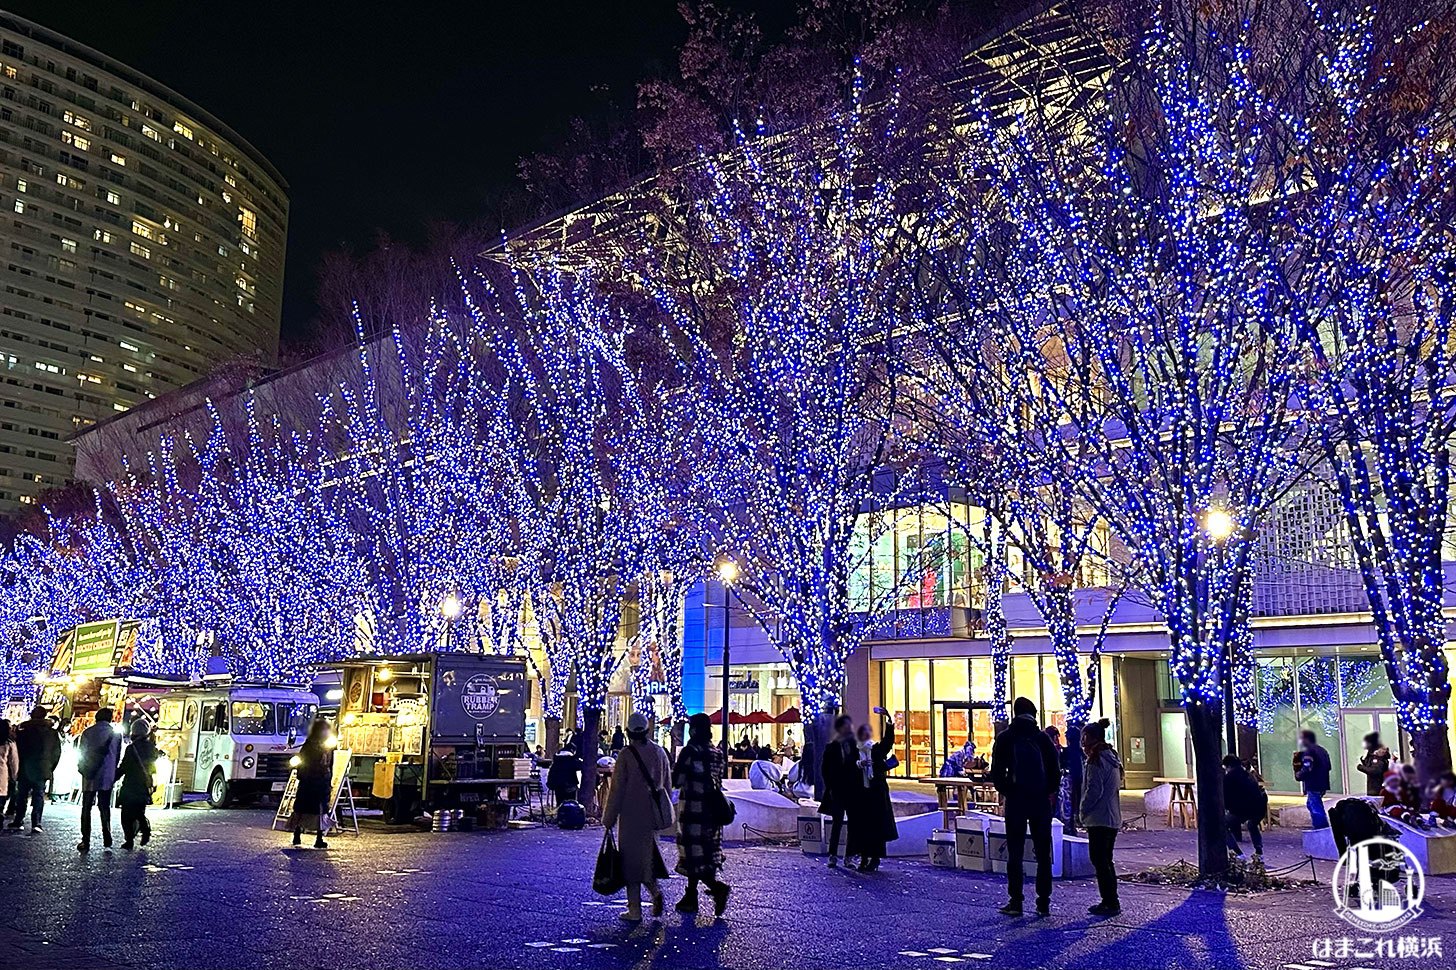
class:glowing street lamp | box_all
[715,557,740,746]
[1203,507,1236,542]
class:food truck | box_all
[327,653,528,824]
[152,684,320,806]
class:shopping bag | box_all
[593,830,625,896]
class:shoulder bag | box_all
[625,745,676,831]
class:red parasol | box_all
[742,710,776,725]
[775,706,801,724]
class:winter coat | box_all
[1223,764,1269,823]
[989,715,1062,808]
[0,740,18,796]
[116,739,158,806]
[1295,744,1332,793]
[78,722,123,792]
[674,740,726,879]
[15,716,62,786]
[294,740,333,812]
[602,739,672,885]
[819,734,862,815]
[547,750,583,796]
[846,723,899,858]
[1080,745,1123,830]
[1356,747,1392,797]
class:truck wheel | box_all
[206,770,231,808]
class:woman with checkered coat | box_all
[673,712,730,917]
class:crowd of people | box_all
[1,704,159,850]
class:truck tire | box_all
[206,769,231,808]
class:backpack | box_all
[1007,733,1047,796]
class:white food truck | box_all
[153,684,319,807]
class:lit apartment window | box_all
[109,153,126,166]
[15,177,26,192]
[55,173,83,189]
[18,495,34,505]
[119,339,140,351]
[122,363,137,373]
[61,238,77,253]
[61,132,91,151]
[62,110,92,131]
[239,206,257,237]
[3,66,16,79]
[141,124,161,143]
[122,303,145,318]
[129,241,150,259]
[12,200,23,214]
[105,190,120,205]
[93,228,114,243]
[112,403,127,412]
[132,220,157,241]
[173,120,194,140]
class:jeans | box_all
[8,777,45,829]
[1307,791,1329,829]
[1004,798,1054,907]
[1087,825,1119,906]
[1225,813,1264,854]
[827,807,847,859]
[120,802,151,845]
[80,789,113,845]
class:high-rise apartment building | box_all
[0,11,287,511]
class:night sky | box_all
[5,0,705,344]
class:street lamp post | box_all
[716,558,740,749]
[1201,508,1239,757]
[440,592,463,653]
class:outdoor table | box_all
[919,776,1000,828]
[727,759,755,779]
[1154,776,1197,829]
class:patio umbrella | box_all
[706,709,747,725]
[775,706,801,724]
[743,711,776,725]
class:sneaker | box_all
[618,910,643,924]
[999,902,1023,917]
[29,826,42,835]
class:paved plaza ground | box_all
[1,800,1453,970]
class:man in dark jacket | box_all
[1221,756,1268,856]
[546,744,583,804]
[1294,730,1332,829]
[1355,733,1392,797]
[989,697,1062,917]
[818,714,859,868]
[8,706,62,834]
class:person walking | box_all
[9,705,61,834]
[76,708,123,851]
[611,726,626,756]
[673,712,730,917]
[1079,719,1123,916]
[1222,755,1268,858]
[847,708,898,872]
[1356,733,1392,797]
[601,712,674,922]
[989,697,1061,917]
[289,719,334,849]
[116,719,159,850]
[0,719,18,823]
[1294,730,1332,829]
[818,714,860,868]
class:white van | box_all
[154,685,319,807]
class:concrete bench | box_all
[722,789,801,841]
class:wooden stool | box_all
[1167,781,1197,829]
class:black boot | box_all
[292,829,302,847]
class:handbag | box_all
[706,784,736,827]
[593,830,625,896]
[625,745,675,832]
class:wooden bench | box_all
[1154,776,1197,829]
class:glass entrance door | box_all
[1339,708,1404,795]
[932,702,994,775]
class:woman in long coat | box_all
[602,712,673,922]
[846,709,898,871]
[673,712,729,917]
[290,719,334,849]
